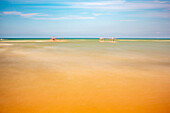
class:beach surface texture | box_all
[0,39,170,113]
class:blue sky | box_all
[0,0,170,38]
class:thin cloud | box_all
[2,11,95,20]
[127,12,170,18]
[93,13,112,16]
[5,0,126,4]
[5,0,62,4]
[32,0,170,11]
[3,11,38,17]
[93,13,103,16]
[144,12,170,18]
[66,0,126,6]
[3,11,50,18]
[34,16,96,20]
[120,20,137,22]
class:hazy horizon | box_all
[1,37,170,39]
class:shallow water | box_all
[0,39,170,113]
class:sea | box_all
[0,38,170,113]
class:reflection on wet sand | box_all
[1,40,69,43]
[0,40,170,113]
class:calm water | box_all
[0,39,170,113]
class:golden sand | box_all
[0,40,170,113]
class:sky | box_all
[0,0,170,38]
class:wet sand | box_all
[0,40,68,43]
[0,40,170,113]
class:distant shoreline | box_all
[1,38,170,40]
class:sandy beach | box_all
[0,39,170,113]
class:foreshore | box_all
[0,40,170,113]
